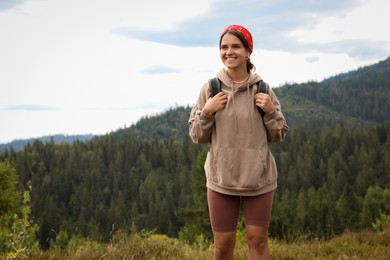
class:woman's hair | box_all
[219,30,256,73]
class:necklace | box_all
[227,71,250,84]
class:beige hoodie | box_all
[188,69,289,196]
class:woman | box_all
[188,25,289,259]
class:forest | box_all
[0,57,389,252]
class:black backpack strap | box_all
[255,80,269,116]
[208,77,221,97]
[256,80,269,94]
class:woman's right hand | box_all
[202,91,228,116]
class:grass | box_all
[269,231,390,260]
[3,230,389,260]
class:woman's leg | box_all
[213,231,236,260]
[245,225,270,260]
[242,191,274,260]
[207,189,240,260]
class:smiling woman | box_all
[189,24,289,260]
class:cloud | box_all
[87,104,168,111]
[0,0,28,11]
[306,56,319,63]
[113,0,388,60]
[140,65,182,74]
[321,39,390,60]
[4,105,58,111]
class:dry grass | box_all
[269,230,390,260]
[4,230,389,260]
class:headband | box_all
[223,24,253,53]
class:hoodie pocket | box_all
[212,147,267,188]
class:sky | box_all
[0,0,389,143]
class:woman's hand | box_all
[255,93,276,114]
[203,92,228,116]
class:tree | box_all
[0,162,39,257]
[335,184,361,233]
[360,186,385,229]
[177,148,212,244]
[0,162,21,216]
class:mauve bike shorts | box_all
[207,188,274,232]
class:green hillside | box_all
[275,57,390,124]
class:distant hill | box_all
[0,134,95,152]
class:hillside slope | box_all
[276,57,390,124]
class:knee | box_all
[214,235,236,257]
[246,233,268,249]
[215,238,236,251]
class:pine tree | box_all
[177,148,211,244]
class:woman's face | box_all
[220,33,250,71]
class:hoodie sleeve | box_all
[263,88,290,143]
[188,83,215,144]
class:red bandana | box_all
[223,25,253,53]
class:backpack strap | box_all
[256,80,269,94]
[255,80,269,116]
[208,77,221,97]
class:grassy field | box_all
[4,230,389,260]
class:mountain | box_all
[0,134,95,152]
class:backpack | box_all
[208,77,269,116]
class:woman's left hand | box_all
[254,93,276,114]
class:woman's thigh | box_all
[242,190,274,227]
[207,189,240,232]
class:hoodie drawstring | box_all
[230,81,254,134]
[247,84,253,133]
[230,80,238,133]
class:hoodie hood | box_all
[217,69,261,90]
